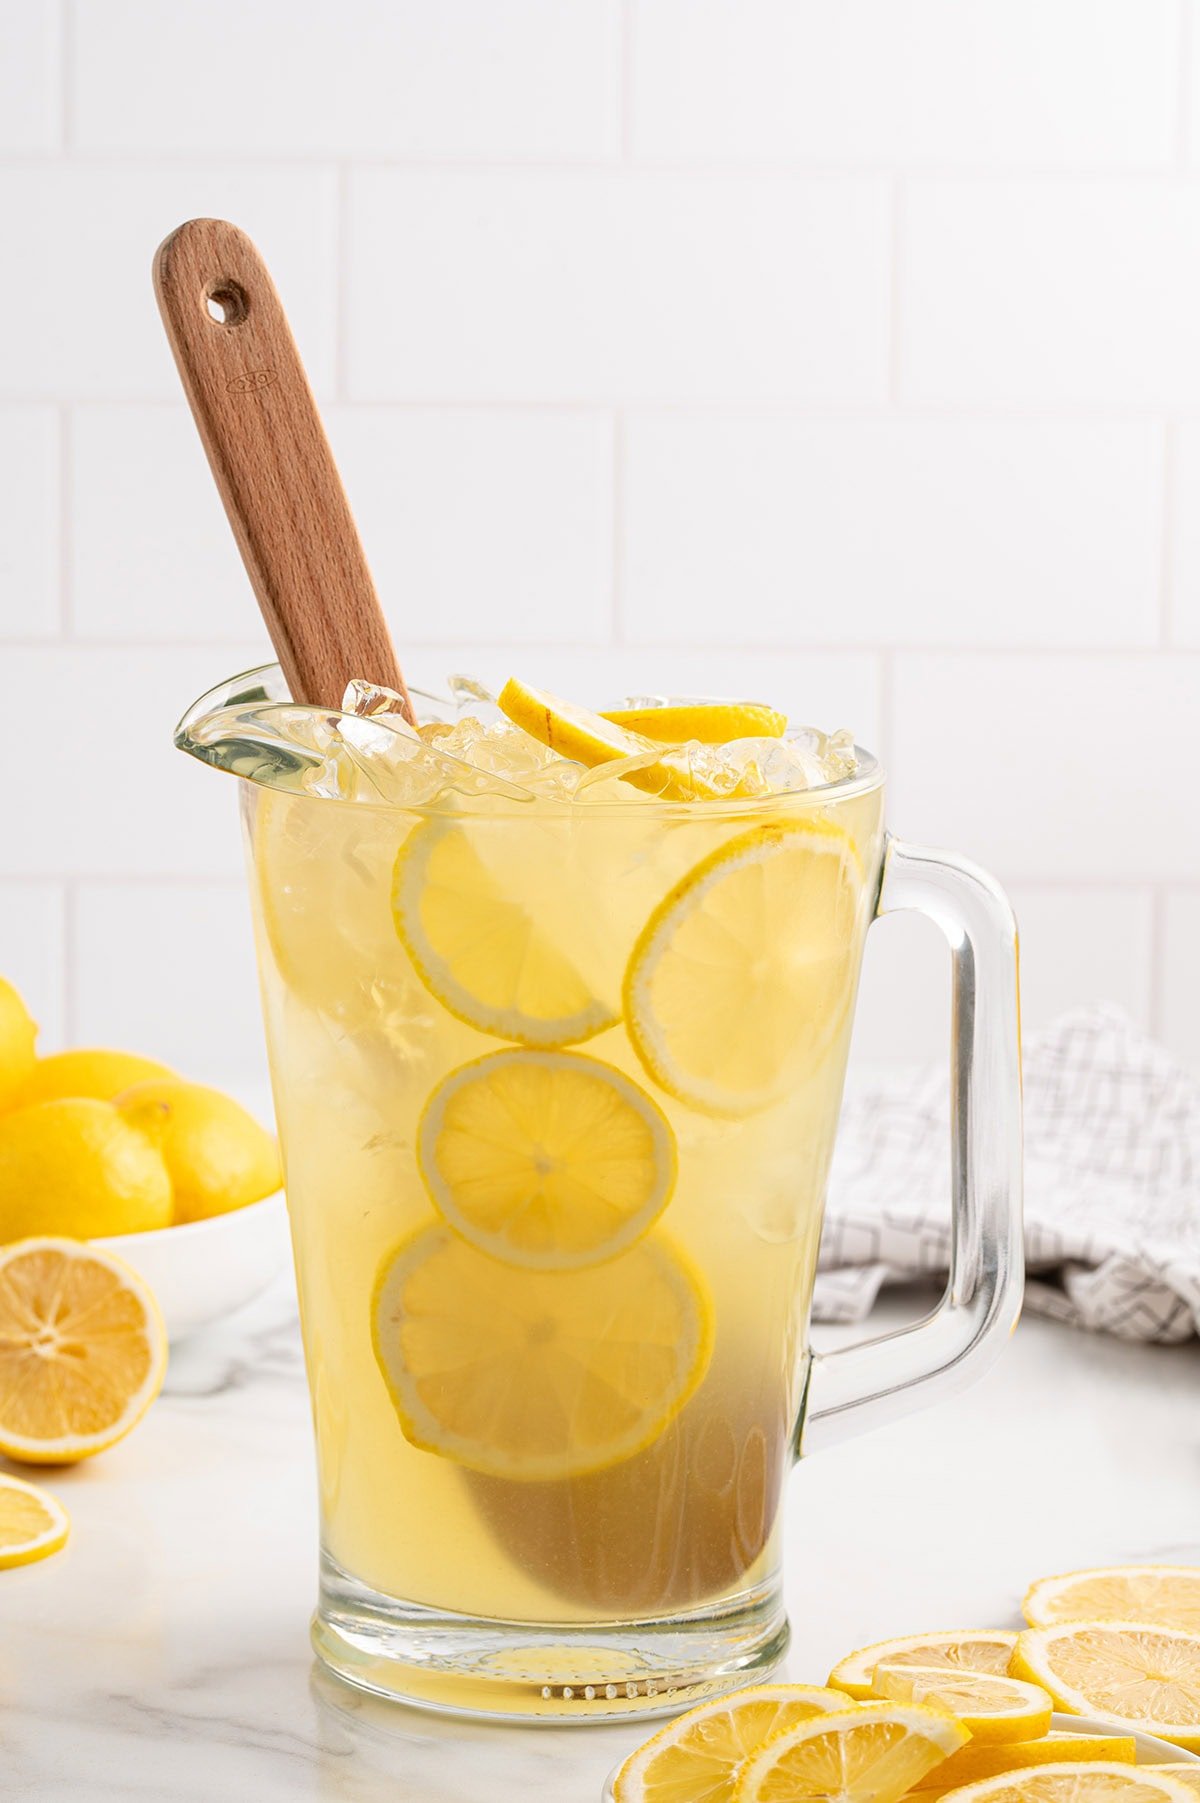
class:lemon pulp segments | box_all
[828,1630,1019,1700]
[0,1238,167,1463]
[612,1685,849,1803]
[872,1664,1053,1743]
[937,1766,1198,1802]
[418,1049,676,1270]
[1013,1622,1200,1749]
[0,1473,69,1567]
[732,1702,969,1803]
[393,817,616,1046]
[1024,1567,1200,1634]
[371,1226,712,1481]
[624,818,862,1117]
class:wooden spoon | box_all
[153,218,413,721]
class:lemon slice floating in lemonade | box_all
[418,1049,676,1270]
[393,817,618,1047]
[372,1226,712,1482]
[624,819,863,1117]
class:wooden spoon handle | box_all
[153,218,413,720]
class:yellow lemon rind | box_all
[872,1663,1053,1744]
[732,1701,970,1803]
[829,1629,1020,1700]
[600,702,788,745]
[0,1473,70,1568]
[1023,1566,1200,1633]
[417,1047,677,1271]
[611,1684,850,1801]
[1012,1622,1200,1751]
[934,1764,1198,1802]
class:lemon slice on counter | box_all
[1012,1623,1200,1749]
[829,1630,1019,1701]
[1024,1568,1200,1634]
[0,1238,167,1464]
[731,1701,969,1803]
[418,1049,676,1270]
[934,1767,1197,1803]
[601,702,787,744]
[0,1474,69,1568]
[393,817,617,1047]
[1153,1770,1200,1797]
[624,819,862,1116]
[871,1664,1053,1743]
[372,1226,712,1481]
[909,1732,1138,1794]
[611,1684,849,1803]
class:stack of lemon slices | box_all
[372,685,866,1483]
[609,1567,1200,1802]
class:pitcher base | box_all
[313,1557,789,1723]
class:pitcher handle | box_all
[800,836,1024,1457]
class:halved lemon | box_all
[418,1049,676,1270]
[1025,1569,1200,1635]
[624,819,862,1116]
[392,816,617,1046]
[1012,1623,1200,1750]
[829,1630,1019,1701]
[732,1701,969,1802]
[0,1238,167,1463]
[612,1684,849,1802]
[911,1733,1138,1793]
[499,678,719,800]
[372,1226,712,1481]
[872,1664,1052,1743]
[601,703,787,745]
[0,1473,69,1567]
[939,1767,1196,1802]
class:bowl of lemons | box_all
[0,976,290,1342]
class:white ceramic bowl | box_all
[96,1191,292,1342]
[600,1710,1199,1800]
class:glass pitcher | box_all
[177,666,1022,1722]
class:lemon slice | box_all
[1025,1568,1200,1634]
[624,819,861,1116]
[0,1473,69,1568]
[732,1701,969,1803]
[499,677,717,800]
[393,816,617,1046]
[0,1238,167,1463]
[872,1664,1052,1743]
[1013,1623,1200,1749]
[829,1630,1019,1701]
[612,1685,848,1802]
[937,1767,1197,1803]
[911,1733,1138,1793]
[1154,1769,1200,1797]
[418,1049,676,1270]
[601,703,787,745]
[372,1226,712,1481]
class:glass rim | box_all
[175,661,885,818]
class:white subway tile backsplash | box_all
[632,0,1175,169]
[1161,891,1200,1068]
[0,167,337,400]
[0,1,60,150]
[347,172,890,402]
[326,409,614,646]
[0,406,59,639]
[901,181,1200,405]
[624,417,1162,648]
[73,0,619,159]
[0,885,66,1051]
[71,406,252,641]
[890,653,1200,881]
[72,881,267,1095]
[1168,423,1200,647]
[1,646,269,880]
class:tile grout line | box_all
[57,405,72,639]
[887,176,905,405]
[1149,884,1168,1038]
[619,0,636,162]
[1176,0,1193,169]
[0,637,1198,658]
[1160,419,1177,647]
[5,870,1196,891]
[61,879,78,1043]
[58,0,73,150]
[877,647,895,766]
[334,162,352,401]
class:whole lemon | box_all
[0,1098,172,1240]
[118,1080,282,1224]
[11,1047,175,1109]
[0,978,38,1109]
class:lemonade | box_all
[182,669,886,1712]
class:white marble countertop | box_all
[4,1281,1198,1803]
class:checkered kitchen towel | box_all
[813,1006,1200,1343]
